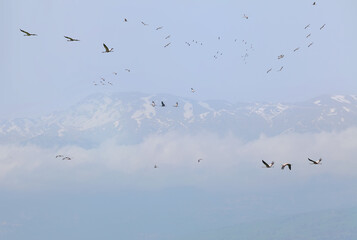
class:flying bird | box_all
[62,157,71,160]
[102,43,113,53]
[262,160,274,168]
[20,29,37,36]
[243,14,248,19]
[161,101,165,107]
[306,33,311,38]
[278,54,284,59]
[308,42,314,47]
[165,35,171,39]
[164,42,171,48]
[151,101,156,107]
[308,158,322,164]
[267,68,272,73]
[191,88,196,93]
[141,21,148,26]
[174,102,178,107]
[320,24,326,30]
[124,18,128,22]
[281,163,292,170]
[113,72,117,75]
[313,2,316,5]
[198,158,203,163]
[55,155,64,158]
[154,165,158,168]
[125,69,131,72]
[305,24,310,29]
[156,26,163,30]
[294,47,300,52]
[185,42,191,46]
[64,36,79,41]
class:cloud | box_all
[1,128,357,191]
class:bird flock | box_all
[262,158,322,171]
[19,2,326,170]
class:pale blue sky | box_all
[1,0,357,119]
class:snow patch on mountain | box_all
[314,100,322,106]
[184,102,194,121]
[331,95,350,104]
[131,96,156,127]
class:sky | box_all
[1,0,357,239]
[1,0,357,119]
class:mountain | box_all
[1,92,356,147]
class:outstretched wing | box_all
[308,158,316,164]
[64,36,72,40]
[103,43,109,52]
[262,160,269,168]
[288,164,291,170]
[20,29,30,35]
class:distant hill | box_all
[1,92,357,147]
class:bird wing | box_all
[64,36,72,40]
[288,164,291,170]
[103,43,109,51]
[308,158,316,164]
[262,160,269,168]
[281,164,285,170]
[20,29,31,35]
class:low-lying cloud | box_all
[1,128,357,191]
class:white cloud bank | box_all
[1,128,357,191]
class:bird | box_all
[154,165,158,168]
[141,21,148,26]
[198,158,203,163]
[62,157,71,160]
[308,42,314,47]
[305,24,310,29]
[267,68,272,73]
[278,54,284,59]
[278,66,284,72]
[164,42,171,48]
[185,42,191,46]
[165,35,171,39]
[125,69,131,72]
[113,72,117,75]
[281,163,292,170]
[262,160,274,168]
[55,155,64,158]
[320,24,326,30]
[161,101,165,107]
[20,29,37,36]
[191,88,195,93]
[173,102,178,107]
[306,33,311,38]
[308,158,322,164]
[294,47,300,52]
[64,36,79,41]
[102,43,113,53]
[156,26,163,30]
[313,2,316,5]
[243,14,248,19]
[151,101,156,107]
[124,18,128,22]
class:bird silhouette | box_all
[308,158,322,164]
[281,163,292,170]
[64,36,79,41]
[20,29,37,36]
[102,43,113,53]
[262,160,274,168]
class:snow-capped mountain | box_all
[1,93,356,147]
